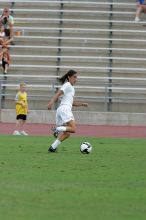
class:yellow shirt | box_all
[15,91,28,115]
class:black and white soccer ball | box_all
[80,142,92,154]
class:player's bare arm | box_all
[48,90,63,109]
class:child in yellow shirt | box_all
[13,82,29,135]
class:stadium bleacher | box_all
[0,0,146,115]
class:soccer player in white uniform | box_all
[48,69,88,152]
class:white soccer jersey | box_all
[60,81,75,108]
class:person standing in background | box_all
[0,46,11,78]
[13,82,29,136]
[135,0,146,22]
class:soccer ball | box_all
[80,142,92,154]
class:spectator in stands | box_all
[0,23,13,46]
[0,23,12,78]
[0,46,11,78]
[47,69,88,152]
[0,8,14,44]
[13,82,29,136]
[135,0,146,22]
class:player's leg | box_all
[56,119,76,133]
[20,115,28,135]
[13,118,21,135]
[49,106,76,152]
[48,132,70,152]
[48,120,75,152]
[51,106,75,137]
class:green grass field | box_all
[0,135,146,220]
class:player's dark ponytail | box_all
[59,69,77,84]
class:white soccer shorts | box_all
[56,105,74,126]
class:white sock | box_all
[51,139,61,149]
[56,126,67,132]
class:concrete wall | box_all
[1,109,146,126]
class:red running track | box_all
[0,122,146,138]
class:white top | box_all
[1,15,14,29]
[60,81,75,109]
[0,32,5,37]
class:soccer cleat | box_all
[20,131,28,136]
[13,130,21,135]
[51,127,59,138]
[48,146,57,153]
